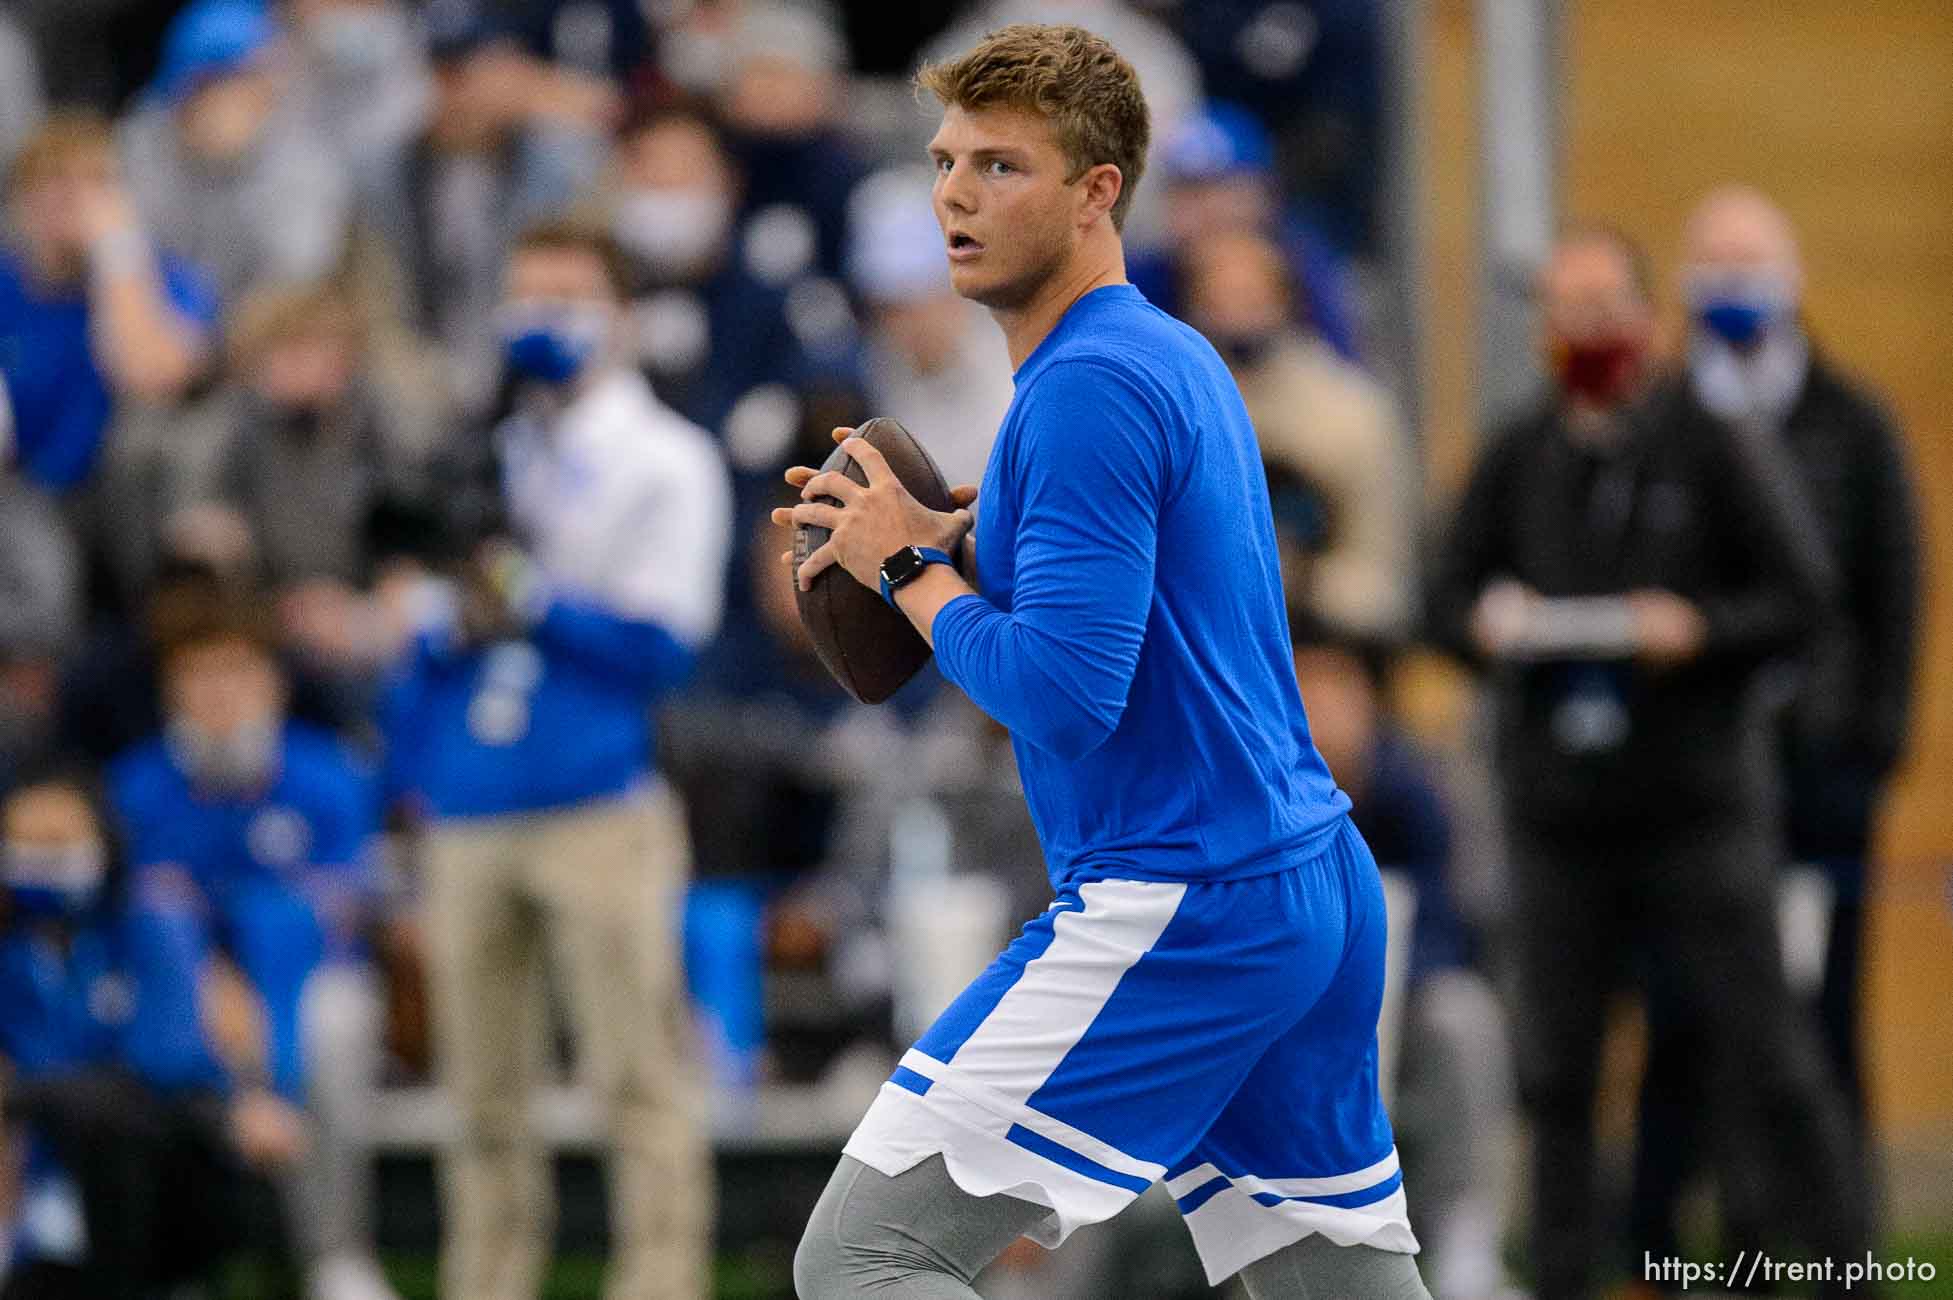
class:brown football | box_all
[793,417,956,704]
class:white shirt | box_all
[500,367,733,648]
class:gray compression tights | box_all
[793,1155,1433,1299]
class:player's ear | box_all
[1077,162,1123,229]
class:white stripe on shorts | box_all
[938,876,1187,1103]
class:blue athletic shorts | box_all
[843,816,1418,1283]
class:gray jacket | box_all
[0,473,80,658]
[120,96,351,304]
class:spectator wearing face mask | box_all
[382,218,728,1300]
[364,0,618,409]
[106,595,399,1300]
[1427,225,1867,1298]
[161,282,446,688]
[602,100,863,728]
[1628,186,1920,1271]
[0,762,308,1299]
[119,0,353,307]
[607,101,854,448]
[1128,100,1362,361]
[289,0,434,213]
[0,113,216,496]
[58,541,362,792]
[711,2,869,288]
[1681,199,1921,1018]
[1182,227,1413,642]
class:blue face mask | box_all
[1699,297,1773,347]
[4,841,107,920]
[1689,269,1794,349]
[500,301,612,384]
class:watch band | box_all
[879,546,955,607]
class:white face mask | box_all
[166,717,282,794]
[4,838,107,918]
[612,188,732,278]
[305,5,412,76]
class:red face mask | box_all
[1552,337,1645,406]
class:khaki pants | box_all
[426,786,710,1300]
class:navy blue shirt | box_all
[933,284,1350,887]
[0,248,217,491]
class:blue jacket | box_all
[0,906,227,1095]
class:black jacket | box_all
[1753,354,1921,774]
[1429,378,1834,829]
[1735,353,1922,859]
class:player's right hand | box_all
[776,464,979,578]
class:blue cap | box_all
[152,0,278,105]
[1159,102,1275,183]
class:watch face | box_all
[881,546,923,586]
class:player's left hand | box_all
[773,426,975,593]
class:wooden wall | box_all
[1418,0,1953,1148]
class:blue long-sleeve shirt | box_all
[932,284,1350,887]
[0,908,228,1096]
[109,723,379,1099]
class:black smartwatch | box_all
[878,546,955,606]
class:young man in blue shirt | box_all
[108,596,398,1300]
[781,25,1430,1300]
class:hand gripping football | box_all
[792,417,957,703]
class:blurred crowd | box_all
[0,2,1919,1300]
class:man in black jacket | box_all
[1681,185,1920,1123]
[1627,188,1921,1277]
[1429,226,1865,1298]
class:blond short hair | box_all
[916,24,1150,231]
